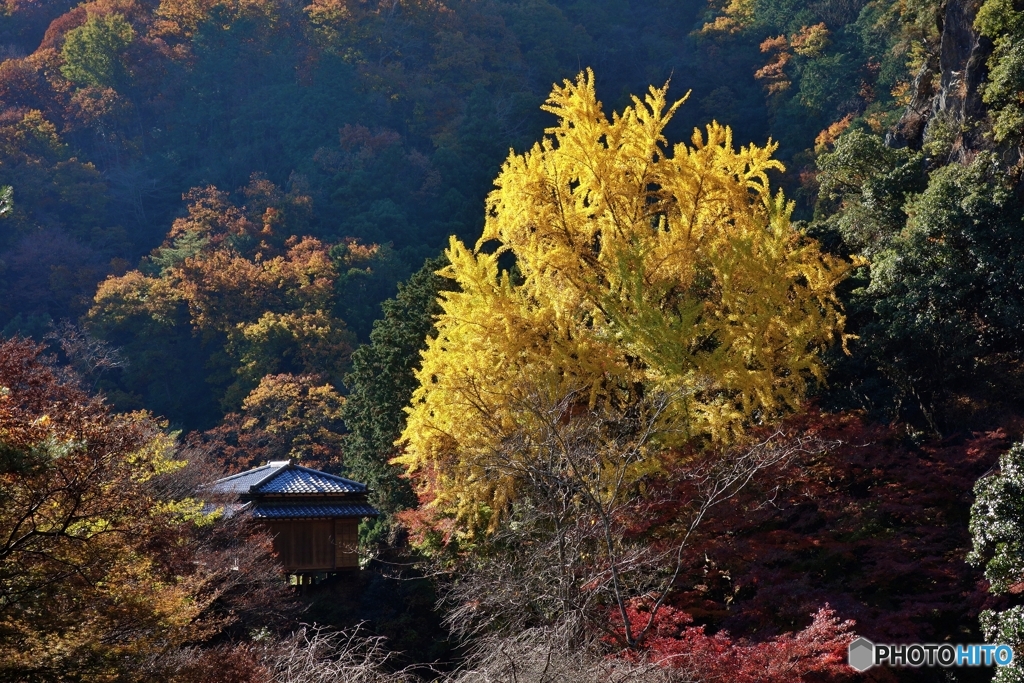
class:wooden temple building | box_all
[209,461,378,574]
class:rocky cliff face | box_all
[888,0,993,162]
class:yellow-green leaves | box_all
[397,70,852,534]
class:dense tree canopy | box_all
[86,180,360,425]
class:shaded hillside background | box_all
[4,0,1024,680]
[1,0,921,386]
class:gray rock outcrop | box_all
[887,0,993,161]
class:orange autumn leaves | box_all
[755,24,831,95]
[89,180,352,411]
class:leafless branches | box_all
[438,383,832,659]
[447,627,692,683]
[162,624,424,683]
[265,624,421,683]
[252,624,696,683]
[44,320,126,389]
[629,426,832,647]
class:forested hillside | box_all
[3,0,1024,680]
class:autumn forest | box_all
[3,0,1024,680]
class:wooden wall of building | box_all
[335,519,359,569]
[262,519,360,572]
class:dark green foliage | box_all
[89,297,222,431]
[341,256,454,545]
[970,441,1024,683]
[692,0,943,173]
[145,232,210,276]
[970,442,1024,595]
[817,144,1024,428]
[814,130,927,256]
[331,242,411,343]
[869,154,1024,362]
[976,0,1024,146]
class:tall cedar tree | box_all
[342,255,453,544]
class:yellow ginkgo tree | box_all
[397,69,853,534]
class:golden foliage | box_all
[700,0,757,35]
[241,373,346,463]
[90,269,184,328]
[890,80,912,106]
[88,181,354,406]
[304,0,351,25]
[791,23,830,58]
[176,236,336,334]
[396,70,853,533]
[154,0,280,39]
[0,343,204,678]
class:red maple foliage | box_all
[640,410,1012,682]
[609,599,855,682]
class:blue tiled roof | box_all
[209,462,290,494]
[210,462,368,495]
[251,502,379,519]
[254,465,367,494]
